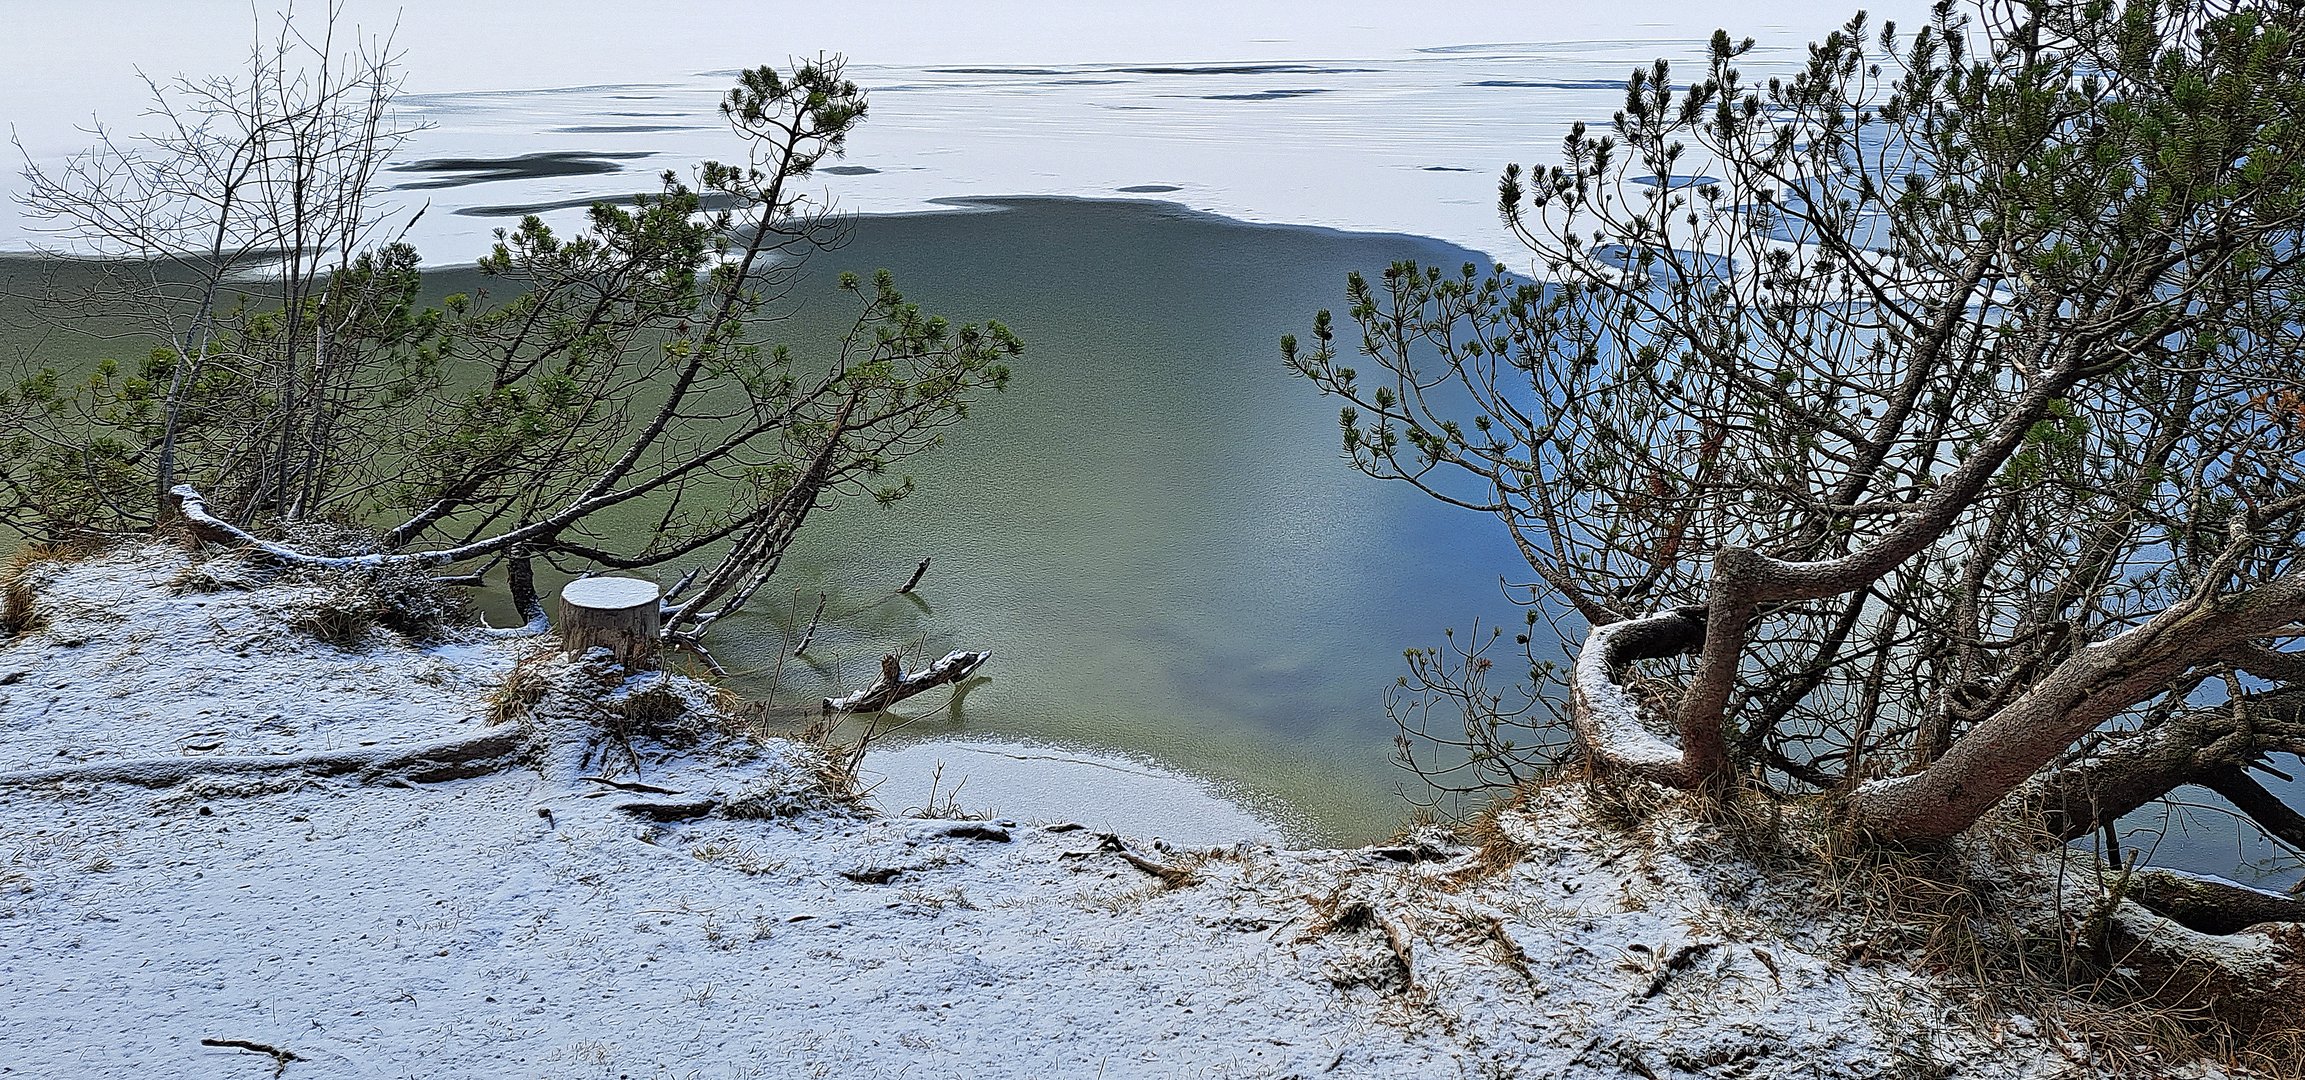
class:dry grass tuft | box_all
[721,777,827,821]
[294,603,376,649]
[1300,885,1380,939]
[617,681,693,741]
[1573,765,1684,833]
[1782,804,2305,1078]
[0,540,109,637]
[793,717,864,803]
[1448,788,1534,885]
[487,648,559,728]
[1465,772,2304,1077]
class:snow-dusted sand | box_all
[0,546,2090,1078]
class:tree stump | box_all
[559,577,662,670]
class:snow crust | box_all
[0,545,2087,1078]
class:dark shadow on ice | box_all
[1630,175,1723,189]
[1113,64,1374,76]
[454,191,743,218]
[1467,78,1631,89]
[1203,88,1332,102]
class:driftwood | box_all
[200,1038,302,1077]
[1092,831,1199,887]
[559,577,661,669]
[823,650,990,713]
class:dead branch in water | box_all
[822,650,990,714]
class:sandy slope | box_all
[0,546,2085,1078]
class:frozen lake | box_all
[2,0,1915,267]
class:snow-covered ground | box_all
[0,544,2158,1078]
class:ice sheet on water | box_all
[0,0,1930,267]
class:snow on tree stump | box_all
[558,577,662,670]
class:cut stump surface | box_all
[560,577,662,670]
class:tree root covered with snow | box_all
[0,724,526,791]
[2123,868,2305,936]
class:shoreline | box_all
[0,541,2105,1078]
[0,192,1532,277]
[0,198,1517,853]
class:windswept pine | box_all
[1290,0,2305,866]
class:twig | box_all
[899,557,931,594]
[792,591,828,657]
[1095,832,1200,888]
[200,1038,302,1077]
[578,775,683,795]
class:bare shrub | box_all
[288,561,470,648]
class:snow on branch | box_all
[823,650,990,714]
[167,485,428,570]
[1567,607,1708,784]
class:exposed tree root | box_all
[2125,869,2305,936]
[2038,689,2305,841]
[0,725,525,791]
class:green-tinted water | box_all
[0,198,1536,844]
[689,198,1533,842]
[6,199,2298,885]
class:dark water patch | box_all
[1117,184,1182,193]
[1204,88,1332,102]
[820,165,881,176]
[929,66,1072,75]
[557,124,687,134]
[1467,78,1630,89]
[1593,243,1736,278]
[454,191,742,218]
[390,151,653,190]
[1421,40,1679,55]
[1110,64,1375,76]
[1630,174,1722,189]
[401,85,670,111]
[1422,166,1476,173]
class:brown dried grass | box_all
[0,539,110,637]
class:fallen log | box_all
[823,650,990,714]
